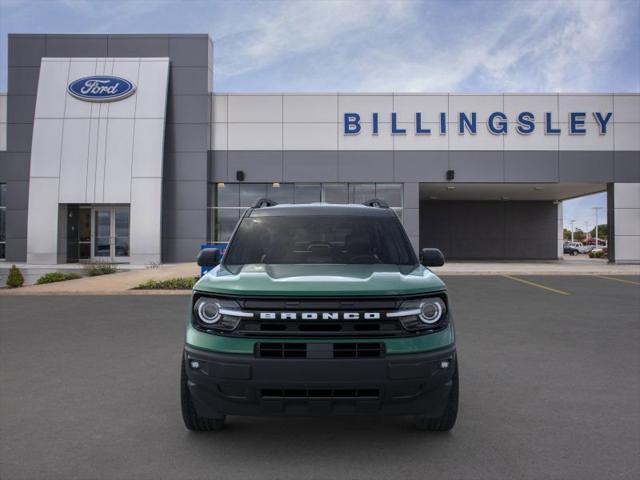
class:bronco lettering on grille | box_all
[258,312,381,320]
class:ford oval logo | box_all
[67,76,136,102]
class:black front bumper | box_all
[184,344,456,417]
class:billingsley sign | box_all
[67,76,136,102]
[343,112,613,135]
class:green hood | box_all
[194,264,446,297]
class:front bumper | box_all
[184,344,456,417]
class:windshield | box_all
[223,214,417,268]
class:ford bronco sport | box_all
[181,199,458,431]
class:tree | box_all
[589,224,607,240]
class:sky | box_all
[1,0,638,228]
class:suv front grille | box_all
[261,388,380,399]
[256,342,384,359]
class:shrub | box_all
[36,272,82,285]
[134,277,197,290]
[589,250,606,259]
[6,265,24,288]
[84,263,118,276]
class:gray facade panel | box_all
[504,151,559,182]
[163,180,208,211]
[165,152,208,181]
[0,153,30,181]
[283,151,338,182]
[559,151,614,183]
[7,95,37,124]
[163,209,208,239]
[7,67,40,95]
[449,151,504,182]
[167,95,210,124]
[394,151,449,182]
[614,151,640,182]
[163,237,205,263]
[5,180,29,209]
[6,209,28,239]
[6,124,33,153]
[169,36,211,67]
[165,123,209,153]
[8,35,45,67]
[169,67,210,95]
[45,35,108,57]
[5,236,27,262]
[209,151,228,182]
[228,151,284,182]
[420,200,557,260]
[107,35,170,57]
[338,151,394,182]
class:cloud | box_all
[212,0,638,92]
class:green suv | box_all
[181,199,458,431]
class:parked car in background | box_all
[563,244,580,256]
[578,244,595,254]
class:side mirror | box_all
[421,248,445,267]
[197,248,221,267]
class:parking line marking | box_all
[502,275,570,296]
[593,275,640,286]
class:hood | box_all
[194,264,446,297]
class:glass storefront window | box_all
[375,184,402,208]
[267,183,294,204]
[240,184,268,207]
[294,184,321,203]
[322,183,348,204]
[349,184,376,204]
[207,182,403,243]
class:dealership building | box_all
[0,33,638,265]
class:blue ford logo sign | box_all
[67,76,136,102]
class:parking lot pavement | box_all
[1,276,638,480]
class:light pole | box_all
[592,206,603,248]
[570,219,576,242]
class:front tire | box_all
[415,364,459,432]
[181,355,226,432]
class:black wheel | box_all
[415,365,459,432]
[572,250,579,256]
[181,356,226,432]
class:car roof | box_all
[248,203,397,217]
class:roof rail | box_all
[362,198,389,209]
[252,198,279,208]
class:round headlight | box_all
[195,298,221,324]
[419,298,445,324]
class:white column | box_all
[557,201,564,259]
[611,183,640,263]
[402,183,420,254]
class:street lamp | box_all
[570,219,576,242]
[592,206,603,248]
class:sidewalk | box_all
[0,263,198,295]
[432,258,640,276]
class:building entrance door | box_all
[92,206,130,263]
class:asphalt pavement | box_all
[1,275,639,480]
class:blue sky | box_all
[1,0,638,228]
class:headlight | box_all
[390,296,448,331]
[194,297,221,324]
[419,298,445,324]
[193,296,251,331]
